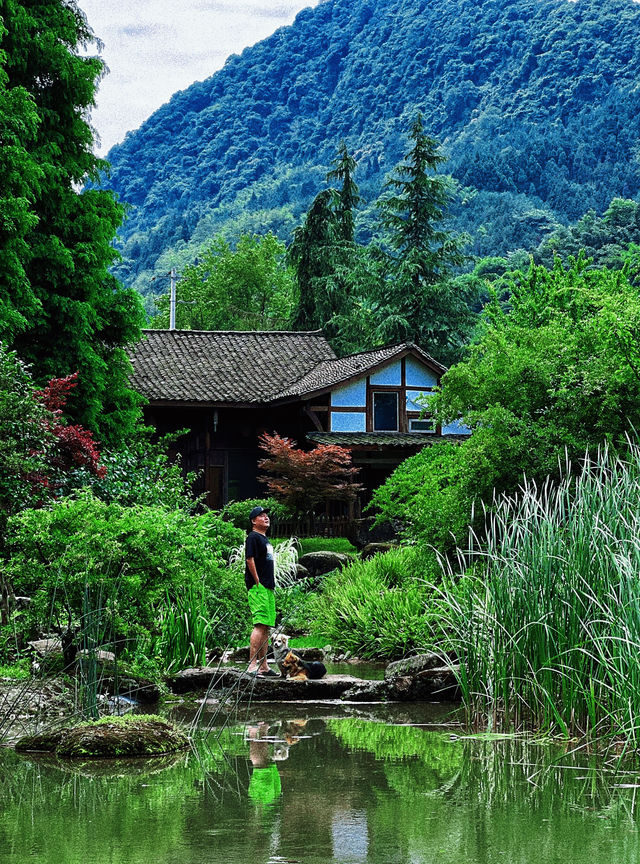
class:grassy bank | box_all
[435,442,640,743]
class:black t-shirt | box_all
[244,531,275,590]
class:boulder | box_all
[292,563,311,583]
[385,652,449,680]
[341,680,389,702]
[346,516,400,550]
[361,542,397,560]
[385,652,460,701]
[27,638,62,657]
[298,551,352,581]
[166,667,362,700]
[15,715,188,757]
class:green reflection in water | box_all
[2,714,640,864]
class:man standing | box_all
[245,505,279,676]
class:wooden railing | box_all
[270,515,354,538]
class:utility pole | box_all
[169,267,177,330]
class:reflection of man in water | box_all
[247,723,281,806]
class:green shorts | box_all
[247,583,276,627]
[248,763,281,805]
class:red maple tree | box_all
[258,432,362,515]
[31,373,106,490]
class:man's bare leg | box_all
[248,623,270,672]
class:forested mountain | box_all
[100,0,640,303]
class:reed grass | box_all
[159,582,215,672]
[436,441,640,741]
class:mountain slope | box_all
[100,0,640,302]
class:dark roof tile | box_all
[128,329,336,403]
[273,343,446,400]
[307,432,468,447]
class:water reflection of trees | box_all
[328,719,640,863]
[4,718,640,864]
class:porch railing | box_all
[270,514,354,539]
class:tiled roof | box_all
[272,343,446,400]
[307,432,470,447]
[128,329,336,403]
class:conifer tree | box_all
[288,142,361,333]
[375,113,473,362]
[0,0,144,443]
[288,189,338,330]
[326,140,361,243]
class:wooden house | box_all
[128,329,469,508]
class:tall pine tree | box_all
[288,142,361,335]
[0,0,144,443]
[375,113,473,362]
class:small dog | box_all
[281,650,327,681]
[272,633,327,680]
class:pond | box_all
[2,700,640,863]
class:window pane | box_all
[409,418,434,432]
[373,392,398,431]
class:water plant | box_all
[312,546,435,658]
[159,582,216,671]
[435,442,640,741]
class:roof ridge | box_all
[140,328,327,336]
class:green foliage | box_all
[0,56,41,338]
[275,581,320,634]
[76,431,200,512]
[0,659,29,680]
[371,113,473,361]
[159,582,217,671]
[435,443,640,740]
[0,343,53,525]
[151,232,296,330]
[369,441,475,553]
[288,142,361,336]
[101,0,640,300]
[1,492,245,656]
[534,198,640,275]
[0,0,144,443]
[219,497,291,531]
[373,257,640,551]
[295,536,357,556]
[312,546,436,658]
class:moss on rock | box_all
[15,715,189,758]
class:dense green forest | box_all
[99,0,640,305]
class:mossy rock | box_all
[15,715,189,758]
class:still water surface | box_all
[2,701,640,863]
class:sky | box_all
[80,0,321,154]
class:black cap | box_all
[249,506,269,523]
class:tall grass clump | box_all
[159,582,217,672]
[437,442,640,741]
[313,547,435,658]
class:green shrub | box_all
[74,431,201,512]
[369,441,476,553]
[219,497,291,530]
[276,583,320,634]
[1,491,245,662]
[311,546,436,659]
[296,537,358,555]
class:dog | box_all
[271,633,327,680]
[271,632,292,674]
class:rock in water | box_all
[15,715,188,757]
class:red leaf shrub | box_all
[258,432,362,515]
[34,372,106,487]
